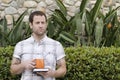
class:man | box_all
[10,11,66,80]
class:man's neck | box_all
[32,33,46,42]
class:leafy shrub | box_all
[0,46,120,80]
[0,46,20,79]
[64,46,120,80]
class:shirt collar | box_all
[29,35,48,44]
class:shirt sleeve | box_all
[56,42,66,60]
[13,42,22,60]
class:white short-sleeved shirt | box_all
[13,35,65,80]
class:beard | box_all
[32,29,46,37]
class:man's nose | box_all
[39,23,43,27]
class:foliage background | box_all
[0,0,120,79]
[0,0,120,47]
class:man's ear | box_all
[29,23,32,29]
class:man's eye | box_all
[36,22,40,24]
[41,22,45,24]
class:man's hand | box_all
[36,58,66,78]
[21,59,36,70]
[10,58,36,74]
[36,69,55,78]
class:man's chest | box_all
[21,43,56,64]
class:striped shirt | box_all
[13,35,65,80]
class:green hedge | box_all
[0,46,20,79]
[0,46,120,80]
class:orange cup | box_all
[35,59,44,69]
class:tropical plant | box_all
[47,0,104,47]
[0,10,31,47]
[101,6,120,47]
[0,0,120,47]
[47,0,77,46]
[47,0,120,47]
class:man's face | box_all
[30,15,47,36]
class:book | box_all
[33,68,49,72]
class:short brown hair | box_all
[29,11,47,23]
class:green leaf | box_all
[76,14,83,46]
[94,18,104,47]
[104,6,120,24]
[76,14,83,35]
[47,18,56,37]
[60,31,76,43]
[0,17,7,33]
[55,0,67,16]
[79,0,89,17]
[53,9,68,26]
[8,10,27,43]
[84,10,92,36]
[90,0,103,24]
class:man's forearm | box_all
[53,58,66,78]
[10,63,25,74]
[53,67,66,78]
